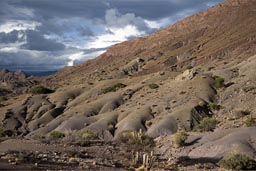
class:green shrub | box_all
[30,85,54,94]
[207,102,222,111]
[148,84,159,89]
[173,130,188,147]
[0,96,7,108]
[0,129,15,137]
[244,118,256,127]
[117,130,154,147]
[239,110,251,116]
[0,96,7,102]
[214,76,225,88]
[0,88,10,96]
[234,110,251,119]
[49,131,65,140]
[77,130,98,146]
[81,130,98,140]
[0,129,5,137]
[219,154,256,170]
[195,117,218,132]
[103,83,127,93]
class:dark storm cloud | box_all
[3,0,223,22]
[0,50,68,66]
[0,1,34,23]
[108,0,222,20]
[21,30,65,51]
[0,0,224,37]
[8,0,107,20]
[0,30,25,43]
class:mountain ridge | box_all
[45,0,255,86]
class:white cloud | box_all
[0,47,68,66]
[144,20,162,29]
[84,50,106,60]
[0,21,41,33]
[87,9,149,49]
[88,25,145,49]
[0,42,24,49]
[105,9,149,30]
[67,52,85,66]
[0,47,19,52]
[67,50,106,66]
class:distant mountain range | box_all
[0,68,57,76]
[23,70,57,76]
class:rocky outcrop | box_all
[175,69,197,81]
[0,69,37,94]
[0,69,27,83]
[120,58,145,76]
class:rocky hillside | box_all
[46,0,256,86]
[0,69,37,95]
[0,0,256,170]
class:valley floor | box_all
[0,138,226,171]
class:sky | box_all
[0,0,223,72]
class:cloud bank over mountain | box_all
[0,0,223,71]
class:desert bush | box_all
[81,130,98,140]
[234,110,251,119]
[13,81,25,88]
[198,101,207,107]
[207,102,222,111]
[0,88,10,96]
[148,84,159,89]
[239,110,251,116]
[0,96,7,108]
[195,117,218,132]
[173,130,188,147]
[49,131,65,140]
[0,96,7,102]
[218,154,256,170]
[76,130,99,146]
[0,129,16,137]
[30,85,54,94]
[0,129,5,137]
[244,117,256,127]
[214,76,225,88]
[103,83,127,93]
[117,130,154,148]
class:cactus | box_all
[134,151,156,170]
